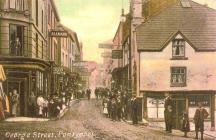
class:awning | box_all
[0,65,6,81]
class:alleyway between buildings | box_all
[0,99,214,140]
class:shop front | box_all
[1,58,50,117]
[142,91,215,129]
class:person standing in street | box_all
[131,96,138,125]
[11,89,19,117]
[86,89,91,100]
[194,102,209,140]
[37,93,44,117]
[164,93,173,132]
[166,105,173,133]
[107,98,112,118]
[111,98,117,121]
[28,91,37,117]
[116,98,122,121]
[181,112,190,137]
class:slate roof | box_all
[136,0,216,51]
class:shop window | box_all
[147,97,165,119]
[188,95,210,118]
[172,39,185,58]
[9,24,24,56]
[171,67,186,87]
[188,95,210,107]
[36,0,38,26]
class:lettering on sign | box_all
[50,31,68,37]
[112,50,123,59]
[53,67,64,74]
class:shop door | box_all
[173,99,186,129]
[7,79,27,116]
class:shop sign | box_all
[99,43,113,49]
[112,50,123,59]
[101,52,112,58]
[53,67,64,74]
[50,30,68,37]
[73,61,88,67]
[188,95,210,107]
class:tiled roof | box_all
[136,0,216,51]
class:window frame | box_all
[172,39,186,59]
[170,67,187,87]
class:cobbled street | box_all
[0,99,214,140]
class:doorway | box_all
[7,79,27,116]
[173,98,186,129]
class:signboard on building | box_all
[101,52,112,58]
[50,30,68,37]
[73,61,88,67]
[99,43,113,49]
[53,67,64,74]
[112,50,123,59]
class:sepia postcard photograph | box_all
[0,0,216,139]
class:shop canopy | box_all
[0,65,6,81]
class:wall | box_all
[140,34,216,91]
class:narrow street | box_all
[0,99,214,140]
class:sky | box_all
[54,0,216,64]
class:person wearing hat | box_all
[194,102,209,140]
[131,95,138,125]
[164,93,173,132]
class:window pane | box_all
[172,40,185,57]
[10,0,16,9]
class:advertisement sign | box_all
[112,50,123,59]
[50,30,68,37]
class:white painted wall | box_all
[140,34,216,91]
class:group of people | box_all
[0,89,19,121]
[73,88,92,100]
[101,88,139,125]
[0,88,73,120]
[30,91,71,118]
[164,94,209,140]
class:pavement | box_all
[4,99,78,122]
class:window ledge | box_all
[170,57,188,60]
[170,84,187,87]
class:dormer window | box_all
[172,39,185,58]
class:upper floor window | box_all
[172,39,185,58]
[171,67,186,87]
[9,24,24,56]
[10,0,24,11]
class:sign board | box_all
[50,30,68,37]
[98,43,113,49]
[101,52,112,58]
[112,50,123,59]
[53,67,64,74]
[73,61,88,67]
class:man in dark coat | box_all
[111,98,117,121]
[194,102,209,140]
[131,96,138,125]
[165,105,173,133]
[116,98,122,121]
[86,89,91,100]
[164,94,173,132]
